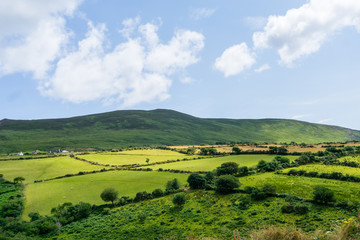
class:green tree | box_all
[145,158,150,164]
[186,147,196,155]
[166,178,181,191]
[214,175,241,194]
[313,186,335,204]
[13,176,25,184]
[172,193,186,207]
[232,146,242,154]
[187,173,206,189]
[216,162,239,176]
[100,188,119,204]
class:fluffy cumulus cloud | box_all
[214,43,255,77]
[40,20,204,106]
[0,0,82,79]
[253,0,360,65]
[0,1,204,107]
[215,0,360,76]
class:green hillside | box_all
[0,109,359,153]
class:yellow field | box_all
[79,149,197,166]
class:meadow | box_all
[339,155,360,163]
[240,172,360,202]
[0,156,105,183]
[142,154,298,172]
[80,149,196,166]
[24,170,188,217]
[282,164,360,177]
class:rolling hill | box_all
[0,109,359,153]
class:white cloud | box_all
[254,64,270,73]
[40,20,205,107]
[253,0,360,65]
[290,114,310,120]
[317,118,332,124]
[191,8,216,20]
[0,0,83,79]
[214,43,255,77]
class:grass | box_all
[339,155,360,163]
[1,109,360,153]
[282,164,360,177]
[80,149,196,166]
[142,154,299,172]
[56,190,353,240]
[24,171,188,217]
[240,172,360,202]
[0,157,105,183]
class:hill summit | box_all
[0,109,359,153]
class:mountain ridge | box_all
[0,109,359,153]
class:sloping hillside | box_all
[0,109,359,153]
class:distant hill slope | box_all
[0,109,360,153]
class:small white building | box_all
[17,152,24,156]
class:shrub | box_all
[172,193,186,207]
[262,184,276,196]
[214,175,241,194]
[134,191,150,202]
[166,178,181,191]
[294,204,310,215]
[187,173,206,189]
[238,166,249,177]
[313,186,335,204]
[281,204,295,213]
[152,188,164,198]
[250,189,267,201]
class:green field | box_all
[339,155,360,163]
[283,164,360,176]
[80,149,196,166]
[142,154,298,172]
[24,171,188,217]
[240,173,360,202]
[0,157,105,183]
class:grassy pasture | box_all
[24,171,188,217]
[142,154,298,172]
[79,149,195,166]
[282,164,360,176]
[0,157,104,183]
[339,155,360,163]
[240,173,360,202]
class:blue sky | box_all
[1,0,360,130]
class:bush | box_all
[187,173,206,189]
[214,175,241,194]
[134,191,150,202]
[281,204,295,213]
[294,204,310,215]
[238,166,249,177]
[166,178,181,191]
[152,188,164,198]
[250,189,267,201]
[313,186,335,204]
[262,184,276,196]
[172,193,186,207]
